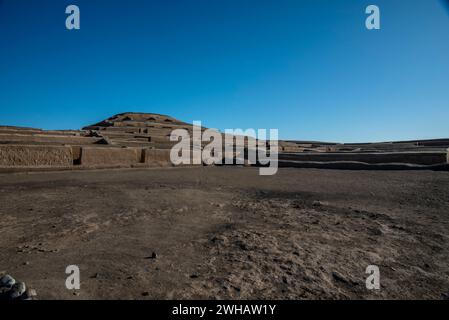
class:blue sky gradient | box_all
[0,0,448,142]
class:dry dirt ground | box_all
[0,166,448,299]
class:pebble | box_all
[210,236,226,245]
[20,288,37,300]
[368,227,383,236]
[176,206,188,213]
[21,288,37,300]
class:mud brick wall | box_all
[80,147,141,167]
[142,148,172,166]
[0,145,73,167]
[278,152,447,165]
[281,146,305,153]
[0,133,100,145]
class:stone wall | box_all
[278,151,447,165]
[0,145,73,167]
[79,147,141,167]
[0,133,99,145]
[142,149,172,167]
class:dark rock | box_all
[332,271,347,283]
[312,200,323,207]
[144,251,157,259]
[368,227,383,236]
[235,241,249,251]
[9,282,26,299]
[332,272,358,287]
[0,274,15,289]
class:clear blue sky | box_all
[0,0,448,142]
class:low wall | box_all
[278,160,449,171]
[79,147,141,167]
[0,133,99,145]
[0,145,73,167]
[3,146,445,170]
[278,151,447,165]
[142,148,172,166]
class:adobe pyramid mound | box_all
[82,112,198,148]
[83,112,190,129]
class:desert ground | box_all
[1,166,448,299]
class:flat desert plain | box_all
[0,166,448,299]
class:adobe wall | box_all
[79,147,142,167]
[0,145,73,167]
[1,144,446,170]
[0,133,99,145]
[278,151,447,165]
[142,149,172,167]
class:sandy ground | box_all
[0,166,448,299]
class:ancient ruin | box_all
[0,112,448,171]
